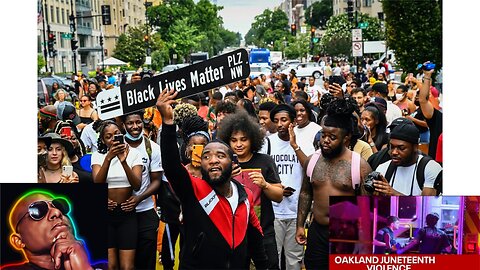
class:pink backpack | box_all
[306,150,361,190]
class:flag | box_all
[38,0,43,24]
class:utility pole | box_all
[70,0,77,75]
[100,34,104,71]
[144,1,152,57]
[41,0,49,73]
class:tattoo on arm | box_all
[297,161,313,228]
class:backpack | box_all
[306,150,362,194]
[383,155,442,195]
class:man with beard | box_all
[3,191,105,270]
[121,111,163,270]
[156,89,268,269]
[372,123,442,196]
[295,98,372,270]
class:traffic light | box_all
[100,36,104,47]
[101,5,111,25]
[347,0,354,23]
[310,26,316,38]
[47,31,56,57]
[290,24,296,36]
[71,39,78,51]
[69,14,76,32]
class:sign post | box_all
[352,28,363,58]
[96,49,251,120]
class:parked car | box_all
[249,64,272,79]
[161,63,190,74]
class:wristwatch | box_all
[369,142,376,147]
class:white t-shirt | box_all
[91,147,143,189]
[376,155,442,196]
[226,181,239,214]
[294,122,322,157]
[80,122,98,152]
[131,138,163,212]
[306,84,321,104]
[386,101,403,126]
[268,134,303,219]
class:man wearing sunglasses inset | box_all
[5,192,98,270]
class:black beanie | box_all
[389,123,420,144]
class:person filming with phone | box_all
[91,120,142,270]
[37,133,79,183]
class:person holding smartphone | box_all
[91,120,142,270]
[38,133,79,183]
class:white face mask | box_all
[396,93,405,100]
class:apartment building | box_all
[38,0,152,74]
[332,0,383,20]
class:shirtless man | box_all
[295,101,372,269]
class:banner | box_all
[329,255,480,270]
[96,48,250,120]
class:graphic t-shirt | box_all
[234,153,281,236]
[268,134,303,219]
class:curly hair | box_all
[215,101,237,116]
[182,115,209,143]
[173,103,198,127]
[216,110,265,154]
[320,93,358,136]
[96,120,122,154]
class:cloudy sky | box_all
[216,0,284,38]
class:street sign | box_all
[61,33,72,39]
[145,56,152,65]
[96,48,251,120]
[352,29,362,42]
[352,42,363,57]
[312,37,319,43]
[359,22,369,29]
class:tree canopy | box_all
[245,9,289,50]
[382,0,442,73]
[305,0,333,29]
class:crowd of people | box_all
[36,58,443,269]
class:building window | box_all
[50,6,54,23]
[61,9,65,24]
[56,7,60,24]
[364,0,372,7]
[60,34,64,48]
[122,9,125,17]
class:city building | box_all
[333,0,383,20]
[38,0,153,74]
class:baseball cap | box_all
[389,123,420,144]
[57,102,81,125]
[388,117,414,129]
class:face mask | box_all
[124,129,144,141]
[395,93,405,100]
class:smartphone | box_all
[113,134,124,144]
[62,165,73,177]
[232,154,239,164]
[284,186,296,192]
[191,144,204,167]
[61,126,72,137]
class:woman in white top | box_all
[91,120,142,270]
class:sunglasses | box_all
[15,198,70,232]
[80,99,89,102]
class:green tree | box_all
[147,0,195,40]
[245,9,289,47]
[321,13,383,57]
[284,34,310,59]
[38,54,46,74]
[168,18,205,61]
[113,26,164,67]
[305,0,333,29]
[382,0,442,73]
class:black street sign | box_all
[96,48,250,120]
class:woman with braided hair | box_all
[361,102,388,153]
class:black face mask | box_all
[201,165,232,187]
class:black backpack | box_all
[384,155,442,195]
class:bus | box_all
[190,52,209,64]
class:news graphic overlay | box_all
[328,196,480,270]
[1,184,108,269]
[96,48,250,120]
